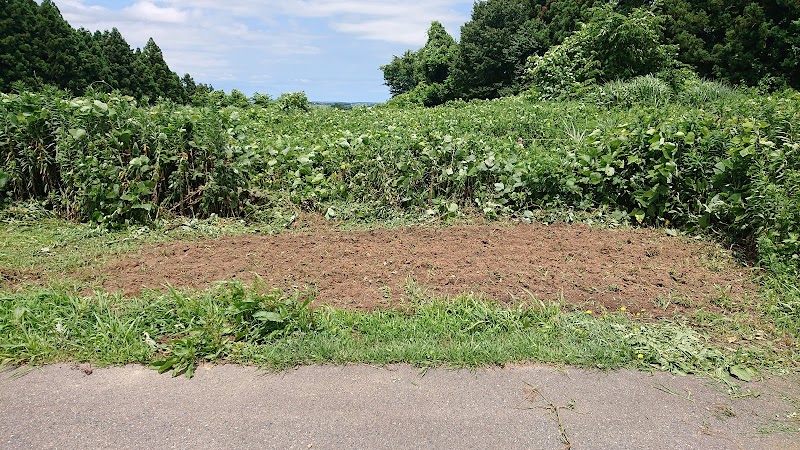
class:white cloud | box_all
[286,0,467,45]
[155,0,468,45]
[333,20,429,46]
[124,1,187,24]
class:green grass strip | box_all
[1,282,795,380]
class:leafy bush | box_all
[2,85,799,274]
[0,89,253,225]
[224,89,250,108]
[524,6,676,99]
[251,92,272,106]
[385,82,450,107]
[276,92,310,111]
[384,90,426,108]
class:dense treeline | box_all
[382,0,800,105]
[0,0,206,102]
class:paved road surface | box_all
[1,364,798,449]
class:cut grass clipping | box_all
[0,280,792,381]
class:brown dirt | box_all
[99,223,757,316]
[0,267,39,287]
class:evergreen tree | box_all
[101,28,137,96]
[74,29,110,92]
[181,73,197,98]
[537,0,607,43]
[33,0,82,90]
[0,0,200,101]
[658,0,800,88]
[448,0,548,99]
[0,0,44,91]
[135,38,185,102]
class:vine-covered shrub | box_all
[524,6,676,99]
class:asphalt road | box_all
[1,364,798,449]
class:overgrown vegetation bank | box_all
[2,83,798,275]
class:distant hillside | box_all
[313,101,379,109]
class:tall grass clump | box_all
[678,79,739,106]
[598,75,672,108]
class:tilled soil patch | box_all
[100,223,756,316]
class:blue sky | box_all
[55,1,475,102]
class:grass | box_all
[0,280,795,381]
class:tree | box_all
[0,0,43,91]
[33,0,82,90]
[538,0,608,43]
[181,73,197,98]
[73,29,111,93]
[381,50,421,97]
[417,21,458,85]
[0,1,200,101]
[100,28,137,95]
[658,0,800,89]
[449,0,548,99]
[135,38,185,102]
[787,18,800,83]
[378,0,799,102]
[381,22,460,104]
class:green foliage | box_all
[0,0,43,92]
[2,86,800,277]
[380,50,421,97]
[134,38,186,102]
[659,0,800,90]
[251,92,272,107]
[0,89,254,225]
[150,283,314,377]
[524,6,676,99]
[449,0,549,99]
[385,82,450,108]
[226,89,250,107]
[276,92,310,111]
[521,30,599,100]
[383,0,799,104]
[417,22,458,85]
[381,21,459,101]
[677,78,738,106]
[596,75,673,109]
